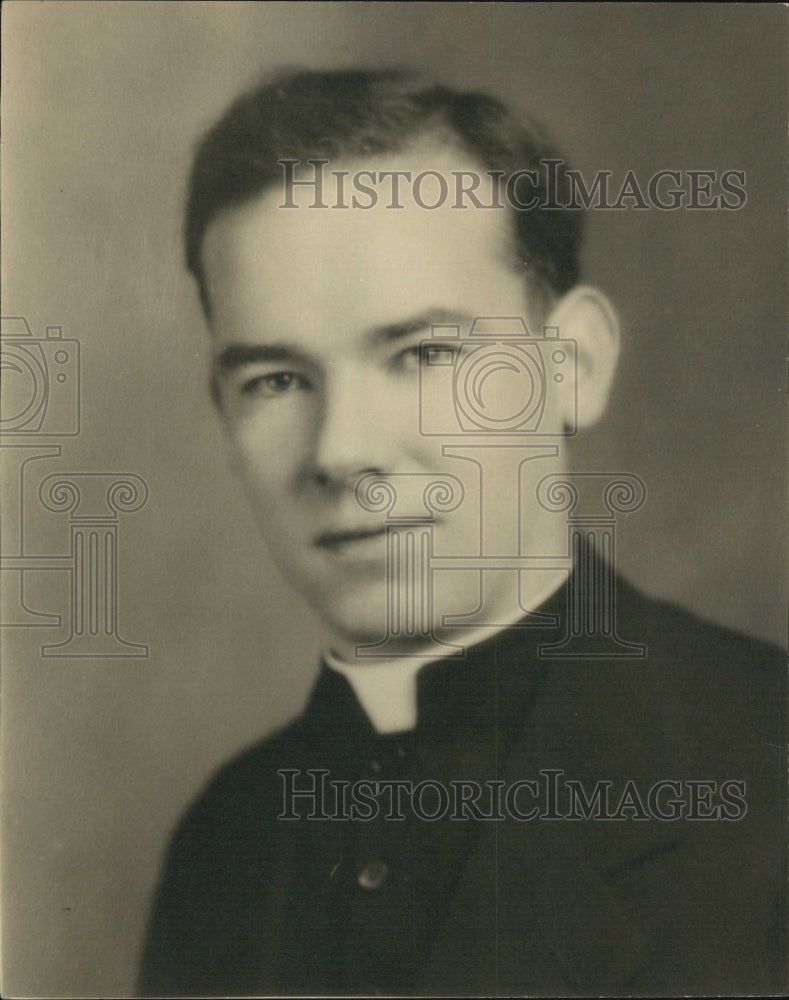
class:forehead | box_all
[201,143,527,342]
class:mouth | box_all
[314,515,439,562]
[314,525,388,556]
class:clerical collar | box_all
[324,573,566,735]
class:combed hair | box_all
[185,67,583,311]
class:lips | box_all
[314,526,388,551]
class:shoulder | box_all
[530,575,785,778]
[617,575,783,671]
[169,711,315,843]
[614,577,784,722]
[138,714,313,996]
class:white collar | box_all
[324,574,565,734]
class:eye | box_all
[241,371,310,398]
[389,343,425,374]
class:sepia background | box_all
[1,3,785,996]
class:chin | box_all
[310,586,392,648]
[308,570,492,651]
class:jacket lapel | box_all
[419,630,686,996]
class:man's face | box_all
[202,145,569,652]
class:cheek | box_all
[225,429,299,507]
[225,404,315,484]
[386,381,445,460]
[409,437,455,474]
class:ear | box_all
[546,285,620,430]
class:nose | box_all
[309,366,390,488]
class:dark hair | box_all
[185,67,583,312]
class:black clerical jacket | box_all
[139,575,785,996]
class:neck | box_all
[324,567,566,733]
[326,565,568,665]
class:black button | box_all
[357,860,389,890]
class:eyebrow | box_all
[213,308,473,376]
[213,342,311,375]
[370,308,472,344]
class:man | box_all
[139,69,784,996]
